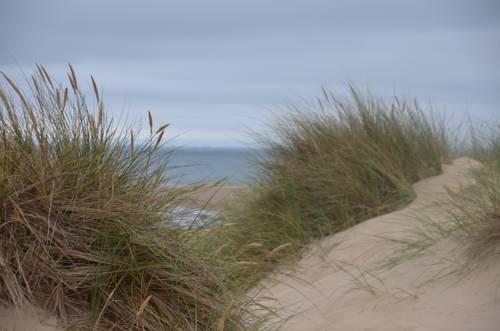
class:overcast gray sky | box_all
[1,0,499,147]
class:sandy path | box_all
[256,158,500,331]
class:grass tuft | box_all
[0,66,251,330]
[449,125,500,260]
[206,88,451,288]
[376,125,500,275]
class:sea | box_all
[163,147,259,185]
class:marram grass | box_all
[369,124,500,274]
[203,88,451,289]
[445,125,500,260]
[0,66,255,330]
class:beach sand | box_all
[255,158,500,330]
[0,306,62,331]
[179,184,249,210]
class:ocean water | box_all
[163,147,259,185]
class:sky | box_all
[1,0,499,147]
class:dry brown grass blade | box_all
[266,243,292,260]
[212,243,230,257]
[91,75,100,102]
[155,130,164,148]
[67,64,78,91]
[1,72,29,109]
[93,278,123,331]
[148,110,153,135]
[130,128,135,157]
[40,65,55,89]
[155,123,169,135]
[62,88,68,109]
[217,300,235,331]
[136,295,153,318]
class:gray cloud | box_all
[1,0,499,146]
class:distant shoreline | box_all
[164,146,258,185]
[179,184,249,210]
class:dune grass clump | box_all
[448,125,500,260]
[374,125,500,274]
[0,66,246,330]
[207,89,450,287]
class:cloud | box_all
[1,0,498,146]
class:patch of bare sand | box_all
[180,184,249,210]
[255,158,500,331]
[0,306,62,331]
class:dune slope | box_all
[256,158,500,331]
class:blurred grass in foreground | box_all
[199,88,451,289]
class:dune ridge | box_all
[255,158,500,331]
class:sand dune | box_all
[2,159,498,330]
[256,158,500,331]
